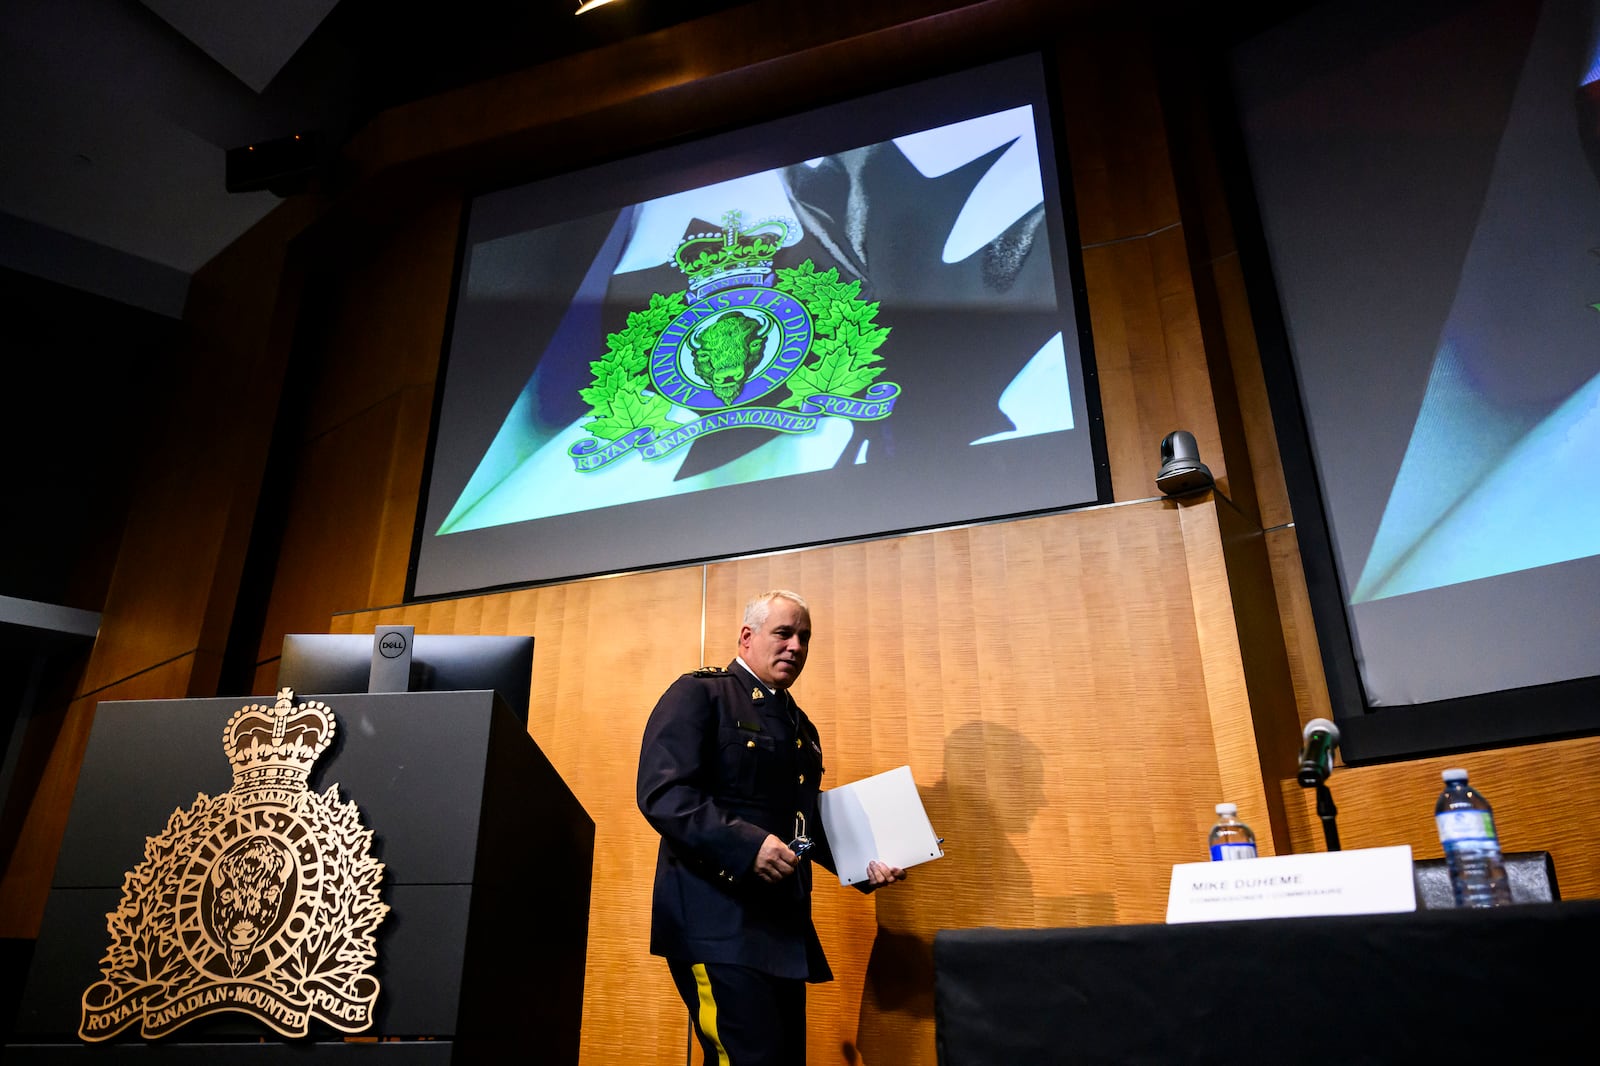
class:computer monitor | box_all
[277,632,535,726]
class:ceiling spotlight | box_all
[1155,430,1214,497]
[576,0,622,12]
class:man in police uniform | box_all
[637,589,905,1065]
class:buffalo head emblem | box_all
[689,311,774,405]
[208,836,291,976]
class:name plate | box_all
[1165,844,1416,923]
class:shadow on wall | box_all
[849,721,1115,1065]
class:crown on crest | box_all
[675,210,793,301]
[222,688,335,792]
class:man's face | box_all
[740,598,811,690]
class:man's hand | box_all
[864,860,908,889]
[755,834,800,882]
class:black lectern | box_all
[8,690,594,1063]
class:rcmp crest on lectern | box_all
[79,689,389,1041]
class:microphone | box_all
[1297,717,1341,787]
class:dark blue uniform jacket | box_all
[637,660,836,981]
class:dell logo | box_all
[378,632,409,658]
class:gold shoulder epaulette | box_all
[689,666,732,678]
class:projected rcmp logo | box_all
[79,690,388,1042]
[570,210,902,470]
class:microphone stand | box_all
[1298,721,1343,852]
[1312,781,1341,852]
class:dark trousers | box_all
[666,959,807,1066]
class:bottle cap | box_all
[1441,768,1468,782]
[1215,802,1237,816]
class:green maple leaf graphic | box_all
[775,260,828,302]
[785,340,885,406]
[774,262,891,411]
[585,388,676,441]
[580,291,686,440]
[579,364,636,410]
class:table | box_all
[934,899,1595,1065]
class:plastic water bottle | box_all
[1434,768,1511,907]
[1208,803,1257,861]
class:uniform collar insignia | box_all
[751,686,764,700]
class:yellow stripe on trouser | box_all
[691,963,732,1066]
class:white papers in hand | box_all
[817,765,944,885]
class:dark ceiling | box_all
[0,0,757,320]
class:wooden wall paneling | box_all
[197,235,325,665]
[1146,17,1306,536]
[1149,224,1228,492]
[1055,26,1226,506]
[249,657,279,698]
[0,655,205,936]
[1203,248,1278,523]
[1172,243,1256,519]
[399,595,462,636]
[336,567,710,1066]
[1069,507,1228,908]
[1058,23,1175,504]
[345,1,1048,199]
[252,202,460,669]
[0,200,324,938]
[470,589,514,635]
[1194,495,1302,853]
[1151,26,1238,271]
[366,383,439,609]
[701,500,1242,1065]
[256,396,421,650]
[1263,525,1334,731]
[1077,222,1227,503]
[1177,497,1273,847]
[1055,29,1182,248]
[1077,238,1155,500]
[1153,33,1269,527]
[303,494,1278,1066]
[297,201,460,441]
[1153,16,1319,737]
[79,198,321,698]
[527,570,709,1066]
[76,418,234,693]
